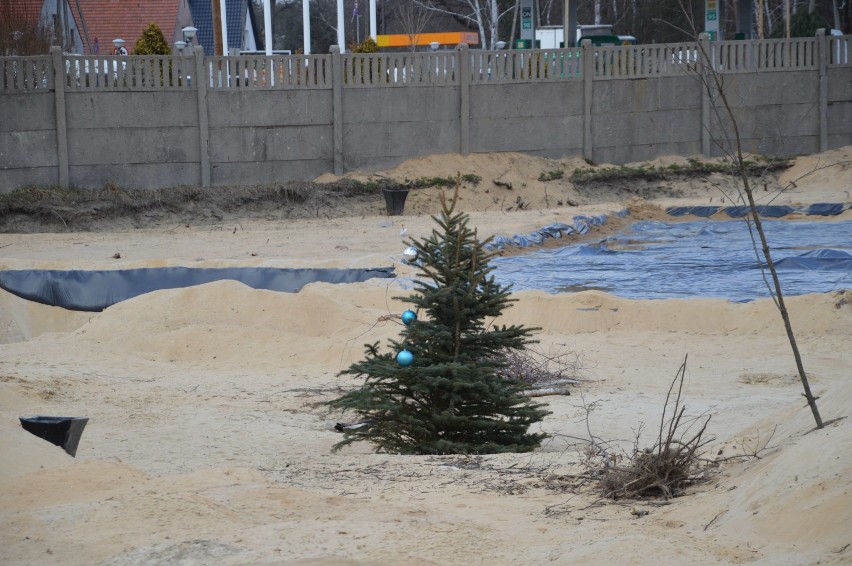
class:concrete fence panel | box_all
[0,36,850,193]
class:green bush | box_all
[134,23,171,55]
[538,170,564,182]
[351,37,379,53]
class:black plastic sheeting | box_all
[484,212,625,250]
[667,203,851,218]
[0,267,396,312]
[491,220,851,302]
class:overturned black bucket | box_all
[382,188,410,216]
[19,416,89,457]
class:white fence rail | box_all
[470,49,583,83]
[1,56,52,91]
[62,55,194,90]
[828,35,850,66]
[714,37,818,72]
[3,34,849,93]
[206,54,330,89]
[341,52,457,86]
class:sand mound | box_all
[0,289,91,344]
[504,289,852,336]
[1,147,851,566]
[59,279,408,370]
[778,145,852,199]
[0,410,75,479]
[663,378,852,565]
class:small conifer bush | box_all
[328,189,549,454]
[134,23,171,55]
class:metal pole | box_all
[337,0,346,53]
[219,0,229,55]
[264,0,273,55]
[785,0,791,38]
[303,0,312,54]
[370,0,377,40]
[563,0,577,47]
[56,0,64,48]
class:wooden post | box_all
[816,29,828,153]
[700,33,712,158]
[458,43,470,155]
[194,46,211,186]
[331,46,344,175]
[51,47,69,188]
[582,39,593,162]
[212,0,223,55]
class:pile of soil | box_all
[0,152,798,234]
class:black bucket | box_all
[19,416,89,457]
[382,188,410,216]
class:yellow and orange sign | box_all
[375,32,480,48]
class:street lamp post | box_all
[182,26,198,50]
[112,38,127,55]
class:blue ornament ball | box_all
[401,309,417,326]
[396,349,414,367]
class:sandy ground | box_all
[1,148,851,565]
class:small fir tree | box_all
[328,189,549,454]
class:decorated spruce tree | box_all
[328,190,549,454]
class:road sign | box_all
[520,0,535,41]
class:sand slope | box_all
[1,149,850,565]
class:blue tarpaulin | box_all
[666,203,850,218]
[484,212,623,250]
[667,206,720,217]
[806,203,847,216]
[0,267,396,312]
[485,204,849,255]
[491,220,851,302]
[722,205,797,218]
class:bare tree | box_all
[412,0,518,49]
[0,2,53,55]
[393,1,434,51]
[666,0,828,429]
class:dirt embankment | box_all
[0,151,822,234]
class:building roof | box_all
[187,0,214,55]
[7,0,260,56]
[188,0,259,55]
[1,0,47,23]
[3,0,86,54]
[69,0,182,55]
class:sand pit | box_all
[1,149,850,565]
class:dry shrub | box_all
[498,345,585,395]
[593,355,713,499]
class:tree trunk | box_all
[700,41,825,430]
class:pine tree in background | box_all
[328,189,549,454]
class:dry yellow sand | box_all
[1,148,850,565]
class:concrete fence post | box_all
[51,47,69,189]
[699,33,712,158]
[458,43,470,155]
[816,29,828,153]
[331,46,344,175]
[581,39,593,163]
[194,46,211,187]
